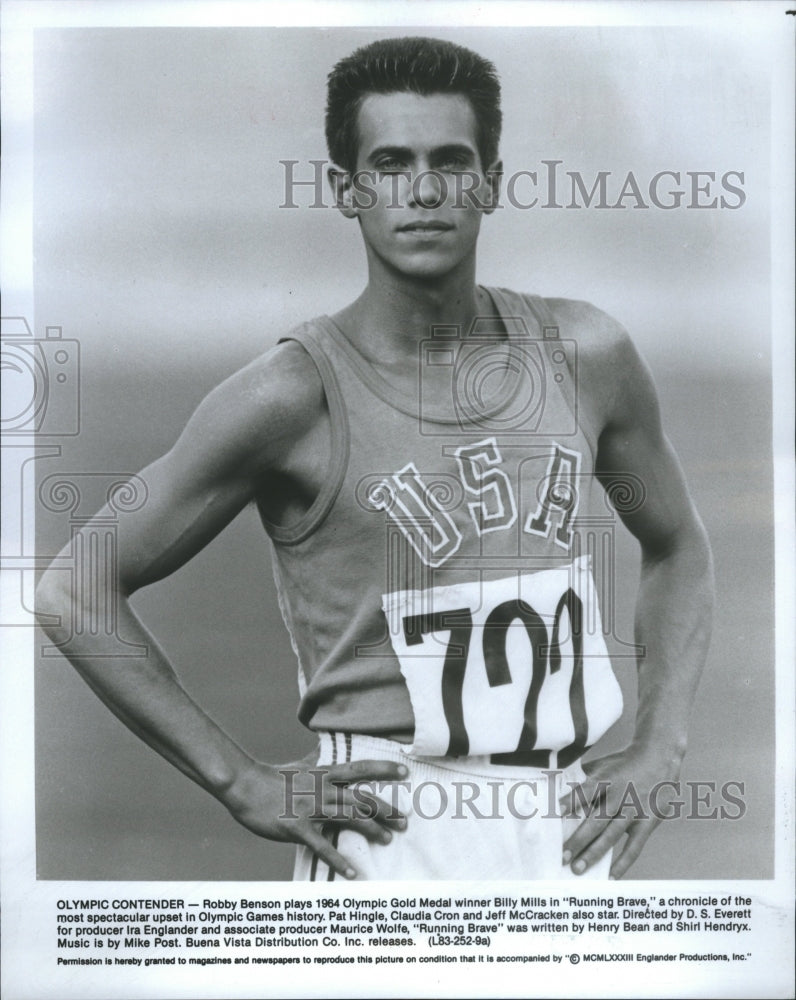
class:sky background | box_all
[32,25,775,881]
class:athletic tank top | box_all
[265,286,623,767]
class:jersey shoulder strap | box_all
[266,321,350,545]
[522,292,558,332]
[491,288,579,422]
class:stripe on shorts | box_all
[311,732,351,882]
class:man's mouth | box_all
[396,221,454,233]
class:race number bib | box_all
[382,556,623,765]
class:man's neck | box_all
[334,260,493,365]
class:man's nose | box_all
[408,169,446,209]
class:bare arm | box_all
[555,304,714,877]
[597,327,714,761]
[36,344,406,877]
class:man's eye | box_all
[376,159,407,173]
[437,156,471,172]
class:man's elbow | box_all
[645,512,713,579]
[36,543,142,643]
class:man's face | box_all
[336,91,500,280]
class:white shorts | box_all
[293,733,612,882]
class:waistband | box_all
[318,732,588,787]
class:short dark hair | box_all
[325,36,502,172]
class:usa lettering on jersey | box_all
[369,438,580,567]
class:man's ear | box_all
[483,159,503,214]
[327,165,358,219]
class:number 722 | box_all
[402,588,590,769]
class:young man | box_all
[37,37,713,881]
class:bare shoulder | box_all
[208,338,323,425]
[544,296,633,364]
[542,296,656,432]
[172,337,325,479]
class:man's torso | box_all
[254,288,625,764]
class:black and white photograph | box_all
[1,2,793,998]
